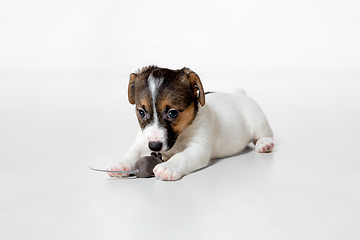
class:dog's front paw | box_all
[153,162,182,181]
[107,163,133,177]
[255,137,274,153]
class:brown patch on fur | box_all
[158,99,173,112]
[128,66,159,105]
[187,71,205,106]
[136,92,153,130]
[139,97,151,112]
[128,73,137,104]
[157,96,197,137]
[172,103,196,134]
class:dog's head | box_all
[128,66,205,152]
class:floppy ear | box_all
[128,73,137,105]
[185,69,205,106]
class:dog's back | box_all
[194,91,273,159]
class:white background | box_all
[1,0,360,239]
[2,0,360,75]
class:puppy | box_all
[108,66,274,181]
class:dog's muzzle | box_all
[148,141,163,152]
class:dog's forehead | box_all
[136,68,193,108]
[154,70,194,109]
[151,68,188,87]
[135,68,186,90]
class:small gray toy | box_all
[90,152,163,178]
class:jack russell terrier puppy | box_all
[108,66,274,181]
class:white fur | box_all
[148,73,163,101]
[142,122,167,150]
[109,90,274,180]
[145,73,167,150]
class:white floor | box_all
[1,71,359,240]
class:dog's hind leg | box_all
[255,137,274,153]
[253,119,274,153]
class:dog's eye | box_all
[138,109,146,118]
[167,109,179,119]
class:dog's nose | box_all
[148,141,163,152]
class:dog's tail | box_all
[235,88,247,95]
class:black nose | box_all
[148,141,163,151]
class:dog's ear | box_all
[128,66,158,105]
[128,73,137,105]
[183,68,205,106]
